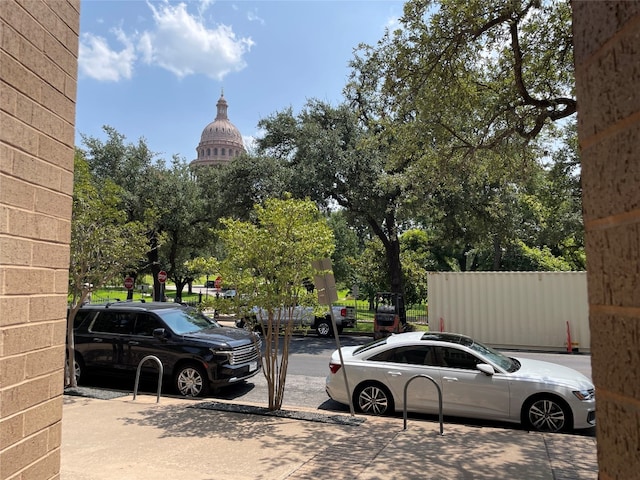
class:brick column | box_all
[0,1,79,479]
[573,2,640,478]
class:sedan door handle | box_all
[443,376,458,382]
[92,338,103,343]
[128,341,140,346]
[387,371,403,377]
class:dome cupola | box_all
[191,92,245,167]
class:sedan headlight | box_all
[573,389,595,401]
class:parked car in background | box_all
[326,331,596,433]
[70,301,261,397]
[236,305,356,337]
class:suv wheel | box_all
[66,355,83,385]
[175,364,209,397]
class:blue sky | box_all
[76,0,404,162]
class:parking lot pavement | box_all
[61,391,598,480]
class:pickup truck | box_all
[236,305,356,337]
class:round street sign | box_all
[158,270,167,283]
[124,276,134,290]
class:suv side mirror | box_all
[152,328,166,338]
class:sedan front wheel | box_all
[525,396,571,433]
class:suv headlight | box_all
[210,348,232,360]
[573,389,595,401]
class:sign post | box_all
[158,270,167,301]
[312,258,354,416]
[124,276,134,301]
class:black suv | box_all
[71,301,261,397]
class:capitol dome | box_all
[191,93,245,167]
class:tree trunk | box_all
[148,234,161,301]
[385,236,403,295]
[367,211,404,297]
[492,236,503,270]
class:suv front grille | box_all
[230,342,261,365]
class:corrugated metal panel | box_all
[427,272,589,352]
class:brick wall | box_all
[573,2,640,478]
[0,1,79,479]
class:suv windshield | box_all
[157,308,219,335]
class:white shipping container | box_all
[427,271,589,352]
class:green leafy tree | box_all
[327,210,361,286]
[257,102,411,300]
[67,151,149,386]
[351,230,434,308]
[349,238,389,311]
[148,158,211,300]
[344,0,579,273]
[372,0,575,156]
[217,197,334,410]
[80,126,162,296]
[195,155,292,222]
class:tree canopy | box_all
[67,150,149,386]
[217,197,335,410]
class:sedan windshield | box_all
[157,309,219,335]
[468,340,519,372]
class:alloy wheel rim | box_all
[359,386,388,414]
[178,368,203,396]
[529,399,565,432]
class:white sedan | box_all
[326,331,595,433]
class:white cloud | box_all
[247,9,265,25]
[79,1,254,82]
[141,2,254,79]
[385,14,401,32]
[78,28,136,81]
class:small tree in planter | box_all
[218,197,334,410]
[66,152,149,387]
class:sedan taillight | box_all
[329,362,342,374]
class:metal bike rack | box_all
[133,355,163,403]
[403,374,444,435]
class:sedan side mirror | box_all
[476,363,495,376]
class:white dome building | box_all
[191,93,245,167]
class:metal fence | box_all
[405,305,428,324]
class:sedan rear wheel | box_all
[355,383,393,415]
[175,364,209,397]
[525,396,571,433]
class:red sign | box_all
[214,276,222,288]
[124,276,134,290]
[158,270,167,283]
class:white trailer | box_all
[427,271,589,352]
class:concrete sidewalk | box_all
[61,393,598,480]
